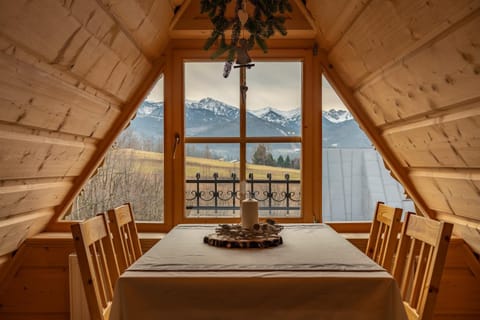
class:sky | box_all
[146,63,346,111]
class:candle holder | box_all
[240,196,258,230]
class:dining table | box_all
[110,224,407,320]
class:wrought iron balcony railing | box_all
[185,172,301,215]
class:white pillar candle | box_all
[241,198,258,229]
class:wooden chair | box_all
[107,203,142,273]
[392,212,453,320]
[71,213,120,320]
[365,201,403,272]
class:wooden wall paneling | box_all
[0,209,54,256]
[329,0,480,87]
[0,179,73,219]
[0,268,70,314]
[0,51,120,139]
[0,254,12,290]
[0,233,161,319]
[356,11,480,126]
[99,0,174,60]
[382,105,480,168]
[0,238,74,319]
[0,0,151,102]
[408,170,480,221]
[0,313,68,320]
[0,125,97,180]
[306,0,370,50]
[434,239,480,318]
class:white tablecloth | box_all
[110,224,407,320]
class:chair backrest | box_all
[107,203,142,273]
[71,213,120,320]
[392,212,453,320]
[365,201,403,272]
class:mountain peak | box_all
[185,97,240,120]
[322,109,352,123]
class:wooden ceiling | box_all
[170,0,317,39]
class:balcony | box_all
[186,172,300,217]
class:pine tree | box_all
[284,155,291,168]
[266,153,276,167]
[277,155,285,167]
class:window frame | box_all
[169,49,320,225]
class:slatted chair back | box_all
[392,212,453,320]
[71,213,120,320]
[107,203,142,273]
[365,201,403,272]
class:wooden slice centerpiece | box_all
[203,222,283,249]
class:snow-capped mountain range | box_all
[128,97,371,149]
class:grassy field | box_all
[114,148,301,180]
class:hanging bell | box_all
[235,38,252,65]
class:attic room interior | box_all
[0,0,479,319]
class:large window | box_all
[183,61,303,219]
[65,77,165,222]
[321,76,415,221]
[64,48,414,229]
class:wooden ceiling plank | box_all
[0,35,123,107]
[292,0,318,34]
[409,174,480,221]
[307,0,371,50]
[0,181,73,219]
[0,209,54,256]
[380,97,480,135]
[354,2,480,92]
[0,0,152,102]
[355,10,480,126]
[390,145,480,169]
[384,114,480,168]
[329,0,480,88]
[61,0,154,99]
[409,167,480,180]
[0,53,120,139]
[168,0,192,35]
[0,128,97,180]
[99,0,174,60]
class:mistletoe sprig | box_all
[200,0,292,63]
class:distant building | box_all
[322,148,415,221]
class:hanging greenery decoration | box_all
[200,0,292,77]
